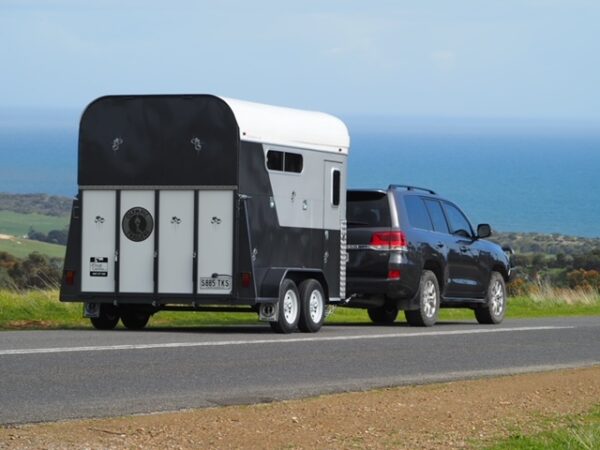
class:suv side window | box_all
[403,195,433,231]
[443,202,474,237]
[424,199,449,234]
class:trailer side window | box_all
[267,151,284,171]
[284,153,303,173]
[266,150,303,174]
[332,169,341,206]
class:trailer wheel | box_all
[298,279,326,333]
[120,311,150,330]
[90,304,119,330]
[270,278,300,333]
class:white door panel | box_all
[81,190,116,292]
[197,190,233,295]
[119,190,155,293]
[158,190,194,294]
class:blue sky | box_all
[1,0,599,120]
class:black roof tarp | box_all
[78,95,239,186]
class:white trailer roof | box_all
[220,97,350,154]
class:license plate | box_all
[199,276,231,290]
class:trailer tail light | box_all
[370,231,407,250]
[65,270,76,286]
[388,269,401,280]
[241,272,252,288]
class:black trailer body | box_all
[60,95,350,333]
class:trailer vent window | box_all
[267,150,284,171]
[284,153,303,173]
[332,169,341,206]
[266,150,303,174]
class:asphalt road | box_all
[0,317,598,424]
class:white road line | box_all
[0,326,575,356]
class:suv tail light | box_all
[388,269,401,280]
[369,231,407,250]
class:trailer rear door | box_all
[80,188,234,297]
[81,190,116,293]
[197,190,234,295]
[158,190,195,294]
[119,190,155,293]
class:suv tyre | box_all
[475,272,506,324]
[405,270,440,327]
[367,303,399,324]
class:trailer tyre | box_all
[90,304,119,330]
[120,311,150,330]
[270,278,300,334]
[298,279,326,333]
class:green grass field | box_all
[1,290,599,330]
[0,210,69,236]
[0,237,66,259]
[486,406,600,449]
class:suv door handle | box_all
[460,246,468,252]
[436,242,445,248]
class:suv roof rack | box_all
[389,184,437,195]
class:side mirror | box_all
[477,223,491,239]
[502,245,515,255]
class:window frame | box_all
[265,148,304,175]
[442,201,475,238]
[401,194,434,231]
[331,168,341,207]
[423,198,450,235]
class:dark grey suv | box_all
[346,185,512,326]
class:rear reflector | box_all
[388,269,401,280]
[65,270,76,286]
[241,272,252,288]
[370,231,407,250]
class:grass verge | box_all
[1,290,599,330]
[486,406,600,450]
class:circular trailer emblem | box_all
[122,207,154,242]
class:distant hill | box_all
[492,231,600,256]
[0,193,599,257]
[0,193,72,217]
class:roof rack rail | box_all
[388,184,437,195]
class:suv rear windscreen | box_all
[347,191,391,227]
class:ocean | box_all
[1,120,599,237]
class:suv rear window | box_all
[347,191,391,227]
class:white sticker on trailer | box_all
[89,257,109,277]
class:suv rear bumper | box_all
[347,277,415,299]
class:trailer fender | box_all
[258,268,330,302]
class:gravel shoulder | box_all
[1,365,600,449]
